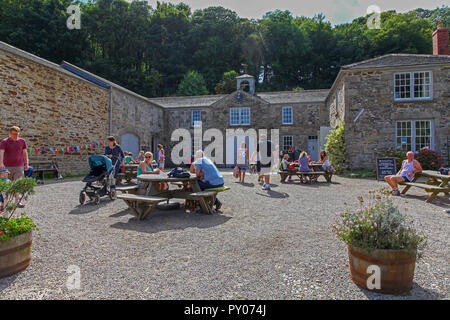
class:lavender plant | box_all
[330,188,426,257]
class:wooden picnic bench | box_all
[116,164,138,185]
[117,174,219,219]
[30,160,61,183]
[279,163,333,184]
[116,194,168,220]
[399,170,450,203]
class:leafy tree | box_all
[214,70,238,94]
[176,71,209,96]
[325,121,347,173]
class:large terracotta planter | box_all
[348,245,416,295]
[0,230,33,278]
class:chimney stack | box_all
[433,22,449,55]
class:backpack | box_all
[439,167,450,175]
[168,167,191,178]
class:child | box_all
[0,168,11,213]
[281,154,294,182]
[298,151,310,184]
[157,144,165,171]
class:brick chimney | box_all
[433,22,449,55]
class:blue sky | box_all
[132,0,448,25]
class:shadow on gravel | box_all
[400,194,450,208]
[255,190,289,198]
[68,198,111,215]
[109,209,231,234]
[0,273,19,294]
[360,282,445,300]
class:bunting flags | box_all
[27,140,104,156]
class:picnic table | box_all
[117,174,218,220]
[279,163,332,183]
[399,170,450,203]
[116,164,138,185]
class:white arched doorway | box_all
[121,133,139,158]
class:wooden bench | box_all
[185,191,218,214]
[30,160,61,183]
[399,171,449,203]
[115,185,139,194]
[117,194,168,220]
[279,171,332,183]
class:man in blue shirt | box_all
[195,150,224,210]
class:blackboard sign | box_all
[376,158,397,181]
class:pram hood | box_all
[88,155,113,172]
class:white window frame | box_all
[394,71,433,102]
[191,110,201,127]
[282,135,294,152]
[395,120,434,152]
[282,106,293,125]
[230,107,250,126]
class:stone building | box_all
[326,53,450,169]
[0,41,163,174]
[150,80,329,166]
[0,41,109,174]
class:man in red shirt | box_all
[0,126,29,208]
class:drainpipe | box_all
[109,87,113,136]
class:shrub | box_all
[0,177,38,242]
[378,148,407,172]
[415,148,443,170]
[330,188,426,257]
[325,120,346,173]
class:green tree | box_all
[214,70,238,94]
[325,121,347,173]
[176,71,209,96]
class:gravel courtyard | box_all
[0,171,448,300]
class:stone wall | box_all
[342,66,450,169]
[111,88,164,155]
[0,46,109,175]
[165,91,325,167]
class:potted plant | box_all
[331,188,426,294]
[0,177,37,278]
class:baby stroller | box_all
[79,155,118,205]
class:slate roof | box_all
[147,95,226,108]
[257,89,330,104]
[147,89,330,108]
[342,54,450,70]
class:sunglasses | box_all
[145,156,152,158]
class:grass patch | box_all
[338,170,377,179]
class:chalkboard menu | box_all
[376,158,397,181]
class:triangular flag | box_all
[49,147,54,153]
[76,146,80,151]
[97,141,100,147]
[66,146,70,153]
[28,148,32,154]
[55,148,58,155]
[85,145,88,150]
[100,141,104,146]
[89,144,93,149]
[35,148,39,155]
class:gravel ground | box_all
[0,171,448,300]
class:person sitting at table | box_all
[136,150,145,163]
[194,150,224,210]
[385,151,422,196]
[298,151,310,184]
[124,152,134,164]
[317,151,330,170]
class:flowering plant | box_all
[0,177,37,242]
[415,148,443,170]
[330,188,426,256]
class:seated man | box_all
[194,150,224,210]
[385,151,422,196]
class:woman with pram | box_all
[104,136,125,189]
